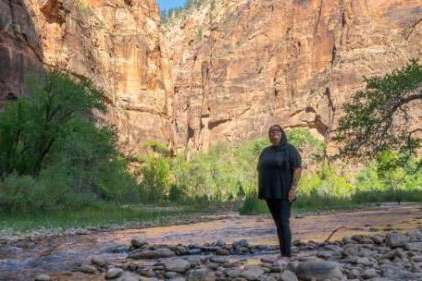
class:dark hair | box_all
[268,124,287,145]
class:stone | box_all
[295,260,344,281]
[106,268,123,279]
[225,269,242,278]
[78,264,97,274]
[412,256,422,262]
[164,258,191,273]
[116,272,142,281]
[91,256,108,268]
[131,237,148,249]
[233,239,249,248]
[34,274,51,281]
[128,248,175,259]
[356,257,373,266]
[165,272,180,278]
[209,256,228,264]
[362,268,379,279]
[408,230,422,242]
[280,270,298,281]
[404,242,422,251]
[216,248,230,255]
[240,266,265,280]
[186,268,216,281]
[386,232,409,248]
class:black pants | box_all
[266,199,292,257]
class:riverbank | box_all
[1,203,421,280]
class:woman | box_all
[257,124,302,261]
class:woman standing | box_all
[257,124,302,261]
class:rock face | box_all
[163,0,422,154]
[0,0,173,155]
[1,0,421,155]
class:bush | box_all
[137,128,325,204]
[353,152,422,204]
[139,154,171,202]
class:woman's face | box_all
[269,127,282,145]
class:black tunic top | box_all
[257,142,302,200]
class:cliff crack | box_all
[331,45,337,66]
[314,0,324,36]
[405,18,422,40]
[8,0,15,35]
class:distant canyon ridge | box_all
[1,0,421,156]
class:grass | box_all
[239,190,422,215]
[2,193,421,234]
[0,203,211,234]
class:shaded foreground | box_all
[1,203,422,280]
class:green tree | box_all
[335,60,422,159]
[0,72,104,177]
[0,71,139,211]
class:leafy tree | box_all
[0,71,104,177]
[335,60,422,160]
[0,71,139,211]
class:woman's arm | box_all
[291,167,302,191]
[288,167,302,202]
[288,145,302,202]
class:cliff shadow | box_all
[0,0,44,106]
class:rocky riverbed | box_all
[1,203,422,281]
[36,229,422,281]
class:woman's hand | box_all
[288,188,297,202]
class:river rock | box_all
[381,264,422,280]
[404,242,422,251]
[106,268,123,279]
[209,256,228,264]
[240,266,265,280]
[371,235,385,244]
[91,256,109,268]
[233,239,249,248]
[295,260,344,281]
[79,264,97,274]
[225,269,242,278]
[186,268,216,281]
[128,247,175,259]
[412,255,422,262]
[116,271,141,281]
[216,248,230,255]
[362,268,379,279]
[187,248,202,255]
[280,270,298,281]
[386,232,409,248]
[131,237,148,249]
[164,258,191,273]
[34,274,51,281]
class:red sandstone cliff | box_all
[163,0,422,154]
[1,0,421,156]
[0,0,173,155]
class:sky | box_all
[157,0,186,11]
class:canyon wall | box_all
[0,0,173,155]
[163,0,422,154]
[1,0,421,156]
